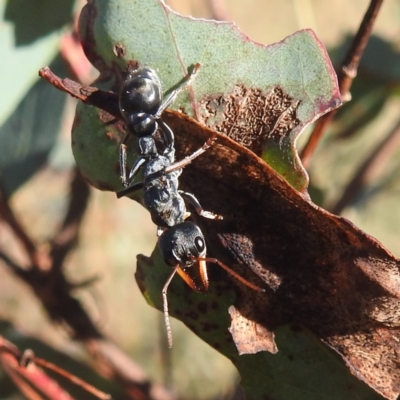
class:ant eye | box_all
[194,236,205,253]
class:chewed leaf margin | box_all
[75,0,341,193]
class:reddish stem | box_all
[330,118,400,214]
[300,0,384,168]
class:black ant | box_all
[119,64,199,187]
[117,137,264,347]
[117,65,264,347]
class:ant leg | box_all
[116,153,151,197]
[138,136,216,184]
[179,191,223,220]
[197,257,265,293]
[163,135,217,175]
[127,157,147,186]
[156,63,200,117]
[119,133,133,186]
[119,143,128,186]
[120,153,146,189]
[116,181,144,198]
[158,119,175,150]
[162,265,180,348]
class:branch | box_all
[39,67,120,118]
[0,227,175,400]
[50,168,90,272]
[0,337,111,400]
[330,117,400,214]
[300,0,384,168]
[0,185,50,270]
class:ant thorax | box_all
[138,140,185,228]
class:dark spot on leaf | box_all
[201,323,213,332]
[126,60,140,72]
[201,323,219,332]
[113,43,126,58]
[197,302,208,313]
[185,311,198,320]
[212,342,221,350]
[200,85,300,155]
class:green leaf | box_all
[73,0,340,193]
[0,1,72,126]
[4,0,75,45]
[0,54,68,196]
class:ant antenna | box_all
[197,257,265,293]
[161,257,264,348]
[162,265,180,348]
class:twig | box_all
[330,117,400,214]
[0,338,111,400]
[39,67,120,118]
[300,0,384,168]
[0,242,176,400]
[0,185,50,270]
[50,168,90,272]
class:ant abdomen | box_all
[119,68,162,119]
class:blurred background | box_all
[0,0,399,398]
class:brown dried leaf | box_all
[163,110,400,400]
[228,305,278,355]
[200,85,300,156]
[39,68,395,398]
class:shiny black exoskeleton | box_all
[116,65,263,348]
[117,140,264,349]
[119,65,199,187]
[157,220,264,348]
[117,135,221,233]
[158,221,206,270]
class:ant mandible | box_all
[158,221,265,348]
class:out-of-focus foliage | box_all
[1,1,400,399]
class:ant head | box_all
[119,68,162,119]
[126,113,157,136]
[158,221,206,267]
